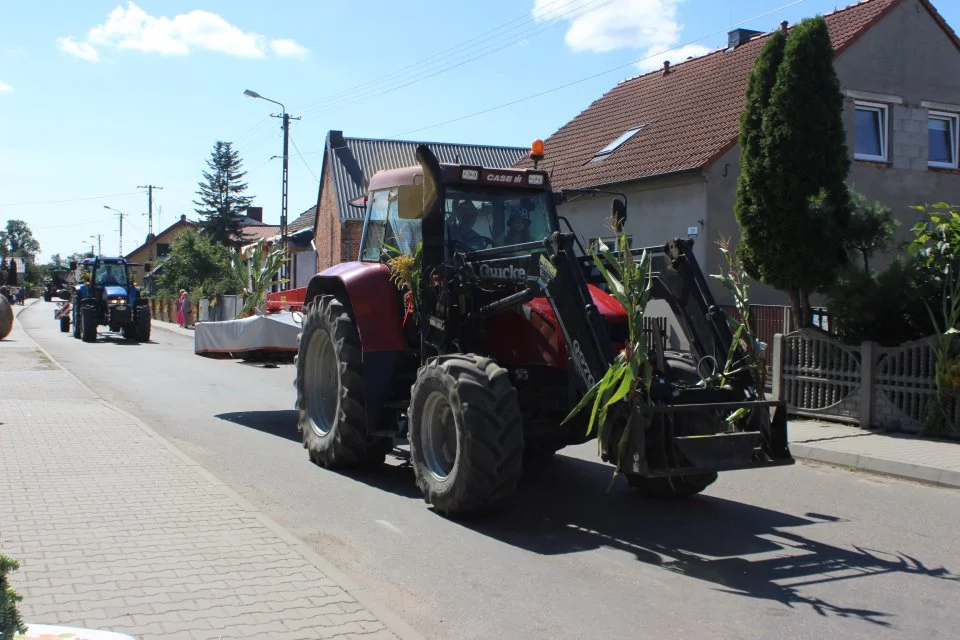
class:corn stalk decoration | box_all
[923,262,960,436]
[231,240,289,319]
[384,241,422,327]
[563,234,654,486]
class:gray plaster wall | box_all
[556,173,709,266]
[834,0,960,259]
[703,0,960,305]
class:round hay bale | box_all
[0,295,13,340]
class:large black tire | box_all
[295,296,393,468]
[627,473,718,498]
[408,354,524,518]
[72,302,81,339]
[81,305,98,343]
[134,308,151,342]
[59,314,70,333]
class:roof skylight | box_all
[590,125,646,162]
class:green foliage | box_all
[843,190,899,272]
[909,202,960,275]
[0,554,27,640]
[155,229,242,299]
[734,17,850,325]
[0,220,40,261]
[563,233,654,485]
[194,141,255,249]
[231,240,289,318]
[825,256,938,346]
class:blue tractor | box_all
[67,257,152,343]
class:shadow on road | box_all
[216,410,300,442]
[432,453,958,627]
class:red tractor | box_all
[294,145,793,517]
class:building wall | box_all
[557,173,709,265]
[315,166,342,272]
[704,0,960,306]
[125,221,194,283]
[340,220,364,263]
[833,0,960,255]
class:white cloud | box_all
[270,38,309,58]
[0,81,12,93]
[58,36,100,62]
[533,0,713,69]
[58,2,308,62]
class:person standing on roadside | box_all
[177,289,187,327]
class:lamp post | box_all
[103,205,129,255]
[243,89,299,288]
[89,234,101,256]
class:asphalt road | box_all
[21,301,960,640]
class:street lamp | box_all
[103,205,129,255]
[89,234,101,256]
[244,88,299,288]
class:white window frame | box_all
[854,101,889,162]
[928,110,959,169]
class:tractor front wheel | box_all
[627,473,717,498]
[80,305,98,343]
[295,296,392,468]
[72,303,81,339]
[408,354,524,518]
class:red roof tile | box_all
[517,0,955,190]
[240,225,281,242]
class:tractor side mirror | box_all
[397,184,424,220]
[69,261,78,270]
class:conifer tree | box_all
[194,141,255,249]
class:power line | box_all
[295,0,617,120]
[389,0,809,138]
[292,0,591,114]
[289,135,319,183]
[34,217,115,230]
[0,191,141,207]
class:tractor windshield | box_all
[94,263,128,286]
[444,188,555,254]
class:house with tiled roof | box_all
[517,0,960,304]
[124,214,196,283]
[312,131,529,271]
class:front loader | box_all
[294,144,793,517]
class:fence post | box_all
[859,341,875,429]
[772,333,784,400]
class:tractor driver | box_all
[448,200,492,252]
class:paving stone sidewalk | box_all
[789,419,960,489]
[0,309,421,640]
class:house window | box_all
[589,126,646,162]
[854,101,888,162]
[156,243,170,257]
[928,111,959,168]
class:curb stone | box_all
[791,444,960,489]
[20,303,425,640]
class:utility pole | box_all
[103,206,129,255]
[243,89,299,289]
[89,234,101,256]
[138,184,163,262]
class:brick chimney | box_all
[781,20,789,33]
[329,130,346,148]
[246,206,263,223]
[662,60,670,75]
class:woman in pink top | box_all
[177,289,187,327]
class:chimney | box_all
[329,130,346,148]
[662,60,670,75]
[726,28,763,50]
[246,206,263,223]
[780,20,788,33]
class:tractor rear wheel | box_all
[408,354,524,518]
[59,315,70,333]
[296,296,392,468]
[627,473,717,498]
[134,309,151,342]
[72,304,81,339]
[81,305,98,343]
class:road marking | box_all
[376,519,403,534]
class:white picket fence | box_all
[772,329,959,433]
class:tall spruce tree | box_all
[734,17,851,327]
[194,141,255,249]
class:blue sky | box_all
[2,0,958,260]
